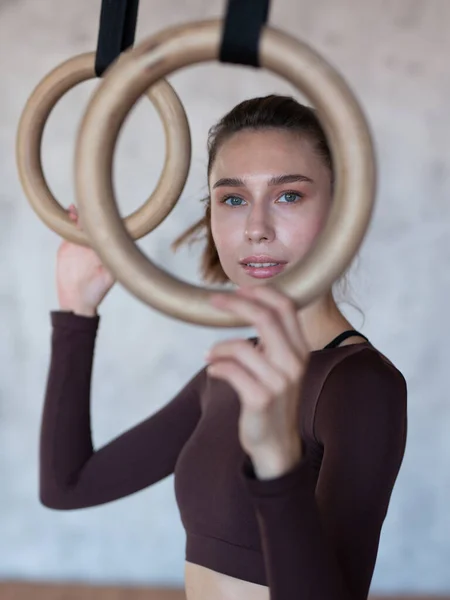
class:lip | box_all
[239,255,288,265]
[241,263,287,279]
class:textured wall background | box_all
[0,0,448,594]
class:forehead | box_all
[210,129,322,178]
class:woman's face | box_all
[209,128,333,287]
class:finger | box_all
[207,358,270,411]
[237,285,308,357]
[67,204,83,231]
[207,339,287,396]
[209,293,305,378]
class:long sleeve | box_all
[40,311,206,510]
[240,349,407,600]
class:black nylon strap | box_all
[324,330,369,350]
[249,331,369,351]
[95,0,140,77]
[219,0,270,67]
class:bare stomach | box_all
[184,561,269,600]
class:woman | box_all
[40,95,408,600]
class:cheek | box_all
[283,206,328,253]
[211,215,239,257]
[307,213,327,240]
[303,196,330,240]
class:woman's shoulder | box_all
[312,341,406,390]
[312,342,407,445]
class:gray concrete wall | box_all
[0,0,448,593]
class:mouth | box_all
[240,262,287,279]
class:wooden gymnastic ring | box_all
[75,20,376,326]
[16,52,191,245]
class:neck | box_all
[296,291,356,352]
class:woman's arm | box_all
[40,311,206,510]
[241,349,407,600]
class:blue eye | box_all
[222,196,245,207]
[278,192,302,204]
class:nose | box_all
[244,206,276,243]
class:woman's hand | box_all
[56,205,115,316]
[206,284,310,480]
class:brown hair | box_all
[170,95,334,285]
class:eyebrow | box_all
[212,174,314,189]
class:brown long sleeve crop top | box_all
[40,311,408,600]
